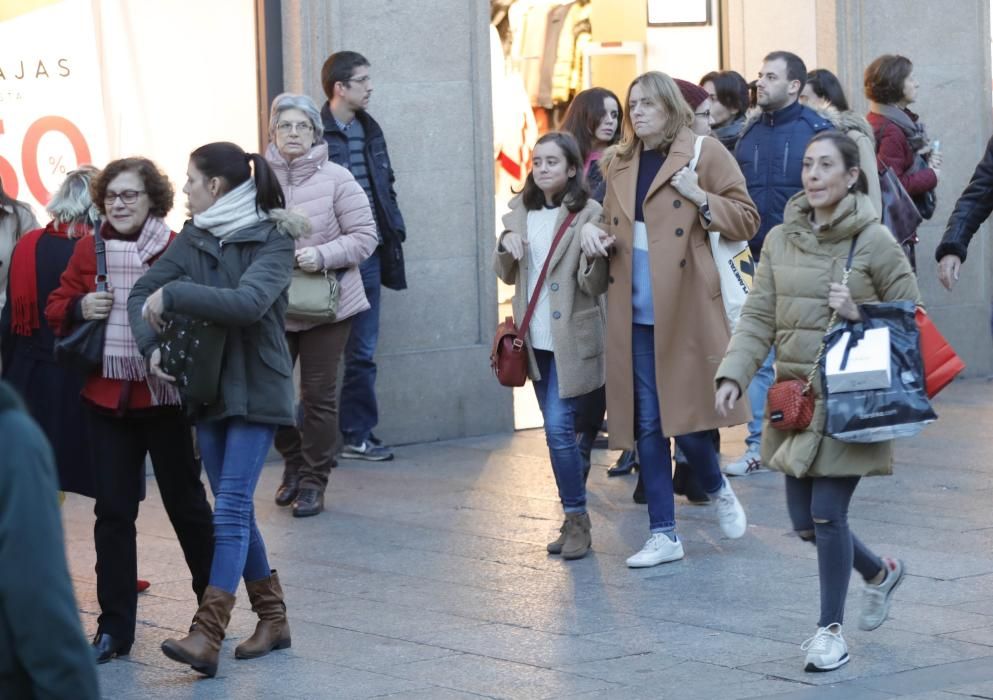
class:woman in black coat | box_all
[0,167,99,497]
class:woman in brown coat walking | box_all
[716,131,921,672]
[583,71,759,568]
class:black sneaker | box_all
[341,440,394,461]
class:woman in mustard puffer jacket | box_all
[265,93,378,518]
[716,131,921,673]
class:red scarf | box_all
[9,220,85,336]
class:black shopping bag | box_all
[820,301,936,443]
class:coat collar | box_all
[779,190,878,254]
[607,127,696,220]
[265,142,329,187]
[180,219,276,256]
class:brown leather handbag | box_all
[768,235,858,431]
[490,212,577,387]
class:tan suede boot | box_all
[547,518,568,554]
[235,570,291,659]
[161,586,236,677]
[561,512,592,560]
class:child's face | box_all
[531,141,575,199]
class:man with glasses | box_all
[320,50,406,461]
[727,51,831,477]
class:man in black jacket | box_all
[937,134,993,290]
[0,381,99,699]
[320,51,407,461]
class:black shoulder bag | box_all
[54,229,108,373]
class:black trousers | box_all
[86,406,214,643]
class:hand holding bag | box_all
[158,315,227,409]
[54,229,108,373]
[286,268,341,323]
[767,236,859,431]
[822,301,936,443]
[490,212,577,387]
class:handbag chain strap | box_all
[802,234,860,394]
[515,211,578,346]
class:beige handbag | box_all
[286,268,340,323]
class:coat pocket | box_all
[257,327,293,377]
[572,307,604,360]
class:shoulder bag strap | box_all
[517,210,578,338]
[803,234,860,392]
[93,221,108,293]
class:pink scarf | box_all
[101,217,180,405]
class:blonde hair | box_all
[613,71,693,163]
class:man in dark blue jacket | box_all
[727,51,831,476]
[320,51,407,462]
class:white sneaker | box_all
[713,480,747,539]
[859,558,905,631]
[801,623,849,672]
[723,448,767,476]
[626,533,684,568]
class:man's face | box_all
[756,58,797,112]
[338,65,372,111]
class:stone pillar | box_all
[280,1,513,443]
[833,0,993,376]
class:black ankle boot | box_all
[608,450,639,477]
[632,471,646,504]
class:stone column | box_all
[833,0,993,376]
[280,1,513,443]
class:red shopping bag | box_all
[915,308,965,398]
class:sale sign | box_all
[0,0,108,214]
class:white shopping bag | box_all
[824,326,892,393]
[689,135,755,331]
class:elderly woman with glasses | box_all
[264,93,377,517]
[45,158,214,664]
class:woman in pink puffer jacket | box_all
[265,93,377,518]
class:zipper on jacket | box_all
[753,144,759,174]
[783,140,790,176]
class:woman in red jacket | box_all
[864,54,942,270]
[45,158,214,664]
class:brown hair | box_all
[91,157,174,218]
[613,71,692,163]
[519,131,589,213]
[559,87,623,161]
[864,54,913,104]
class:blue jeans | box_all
[632,324,724,532]
[745,348,775,451]
[340,249,382,445]
[532,350,587,513]
[197,418,276,593]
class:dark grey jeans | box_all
[785,475,885,627]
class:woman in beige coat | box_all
[494,131,606,560]
[582,72,759,569]
[716,131,921,672]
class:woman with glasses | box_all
[46,158,214,664]
[264,93,377,517]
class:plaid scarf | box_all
[102,217,180,405]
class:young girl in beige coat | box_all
[494,131,606,560]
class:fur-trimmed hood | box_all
[267,207,311,240]
[818,105,874,140]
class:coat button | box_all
[552,311,561,319]
[675,228,684,236]
[673,200,682,208]
[550,282,559,291]
[613,217,619,225]
[679,259,687,268]
[608,276,615,284]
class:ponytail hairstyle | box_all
[189,141,285,213]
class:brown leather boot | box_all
[235,570,291,659]
[561,512,592,560]
[161,585,236,677]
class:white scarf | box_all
[193,179,267,239]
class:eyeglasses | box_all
[346,75,371,86]
[695,110,711,119]
[104,190,146,205]
[276,121,314,134]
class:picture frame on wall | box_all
[647,0,711,26]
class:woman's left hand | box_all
[827,283,860,321]
[670,167,706,207]
[296,247,322,272]
[143,288,166,333]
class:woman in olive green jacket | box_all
[716,132,921,673]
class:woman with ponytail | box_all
[128,142,309,677]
